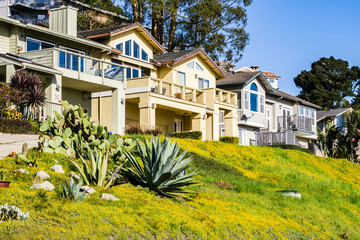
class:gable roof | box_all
[261,71,281,78]
[153,49,225,79]
[78,22,166,53]
[216,71,275,92]
[269,90,322,109]
[317,108,353,121]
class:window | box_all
[250,83,258,91]
[175,119,183,132]
[26,37,55,51]
[133,41,140,58]
[132,68,139,78]
[237,92,241,109]
[186,61,194,69]
[268,79,274,83]
[249,83,259,112]
[125,66,142,79]
[116,43,123,52]
[125,40,131,56]
[178,71,186,86]
[299,106,304,116]
[59,46,85,72]
[141,49,148,61]
[198,78,210,89]
[260,95,264,113]
[244,91,249,110]
[126,68,131,78]
[196,62,203,71]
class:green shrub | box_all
[168,131,202,140]
[0,118,34,134]
[124,136,199,198]
[125,122,162,136]
[28,120,40,133]
[219,136,239,144]
[269,144,312,154]
[59,177,86,202]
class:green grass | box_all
[0,139,360,239]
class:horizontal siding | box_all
[19,50,54,68]
[0,23,9,54]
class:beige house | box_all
[217,66,322,149]
[0,6,126,133]
[79,24,238,140]
[317,108,353,132]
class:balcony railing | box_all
[126,77,206,105]
[255,130,300,147]
[277,114,313,132]
[237,109,267,127]
[19,48,124,81]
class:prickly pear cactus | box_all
[38,100,135,159]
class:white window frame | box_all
[198,77,210,89]
[177,71,186,86]
[124,64,142,79]
[59,45,85,71]
[244,90,249,110]
[116,39,149,62]
[26,37,55,51]
[249,83,259,113]
[260,95,265,114]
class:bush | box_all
[168,131,202,140]
[28,119,40,133]
[0,82,22,118]
[219,136,239,144]
[0,118,34,134]
[269,144,312,154]
[125,122,162,136]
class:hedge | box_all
[168,131,202,140]
[0,118,34,134]
[219,136,240,144]
[269,144,312,154]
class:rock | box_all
[13,169,29,175]
[50,165,64,174]
[30,181,55,191]
[22,143,28,155]
[100,193,119,201]
[69,172,80,180]
[80,186,96,194]
[34,171,50,180]
[277,190,301,199]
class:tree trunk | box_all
[151,0,164,45]
[168,7,177,51]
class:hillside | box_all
[1,139,360,239]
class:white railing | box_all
[34,101,64,122]
[255,129,300,146]
[277,115,313,132]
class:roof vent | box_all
[250,65,259,70]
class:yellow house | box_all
[80,24,238,140]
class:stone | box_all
[80,186,96,194]
[50,165,64,174]
[34,171,50,180]
[22,143,28,155]
[30,181,55,191]
[13,169,29,175]
[278,190,301,199]
[69,172,80,180]
[100,193,119,201]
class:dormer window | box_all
[186,61,194,69]
[186,61,204,72]
[141,49,148,61]
[116,43,123,51]
[118,40,149,62]
[196,62,203,71]
[125,40,131,56]
[133,41,140,58]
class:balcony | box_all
[277,115,314,133]
[126,77,206,105]
[237,109,266,128]
[19,48,124,84]
[255,129,300,146]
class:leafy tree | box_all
[294,57,360,109]
[315,122,339,158]
[122,0,252,63]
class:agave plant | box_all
[60,177,86,202]
[71,150,125,189]
[124,136,198,198]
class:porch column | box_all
[191,113,206,141]
[224,109,237,137]
[213,112,220,141]
[44,74,62,102]
[139,105,156,129]
[5,65,15,83]
[112,88,125,135]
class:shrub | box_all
[0,82,22,118]
[269,144,312,154]
[219,136,239,144]
[125,122,162,136]
[59,177,86,202]
[0,118,34,134]
[124,136,199,198]
[0,203,29,221]
[28,119,40,133]
[168,131,202,140]
[214,181,234,190]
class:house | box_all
[216,66,322,150]
[0,6,126,133]
[317,108,353,132]
[78,25,238,140]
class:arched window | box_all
[250,83,258,91]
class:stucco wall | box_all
[62,88,91,112]
[91,96,113,131]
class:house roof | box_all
[261,71,280,78]
[153,49,225,79]
[270,90,322,109]
[78,22,166,53]
[216,71,275,92]
[316,108,353,121]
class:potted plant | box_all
[0,169,11,188]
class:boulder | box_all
[34,171,50,180]
[80,186,96,194]
[50,165,64,174]
[13,169,29,175]
[100,193,119,201]
[30,181,55,191]
[69,172,80,180]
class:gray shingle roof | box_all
[78,23,141,38]
[316,108,353,121]
[216,71,260,86]
[270,90,322,109]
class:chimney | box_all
[250,65,259,71]
[49,6,78,37]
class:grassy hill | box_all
[1,139,360,239]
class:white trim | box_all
[125,87,150,94]
[26,36,55,51]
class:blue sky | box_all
[237,0,360,96]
